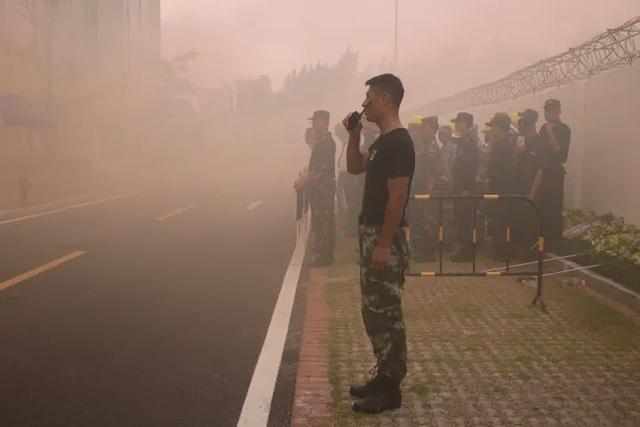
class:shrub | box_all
[557,209,640,293]
[563,207,596,229]
[583,217,640,265]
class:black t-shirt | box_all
[361,128,415,227]
[539,120,571,169]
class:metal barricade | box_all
[409,194,547,313]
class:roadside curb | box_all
[291,267,332,426]
[547,251,640,314]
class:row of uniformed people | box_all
[406,98,570,263]
[297,98,570,267]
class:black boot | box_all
[352,376,402,414]
[349,366,383,398]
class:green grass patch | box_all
[485,385,509,397]
[549,282,640,349]
[409,382,430,397]
[431,354,463,368]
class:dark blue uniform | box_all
[539,121,571,243]
[487,137,516,259]
[513,134,549,258]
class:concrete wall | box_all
[434,61,640,224]
[0,0,164,210]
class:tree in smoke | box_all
[161,50,199,98]
[277,46,358,113]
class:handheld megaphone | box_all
[346,101,371,132]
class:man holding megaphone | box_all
[342,74,415,414]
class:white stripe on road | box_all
[0,196,86,217]
[0,192,139,226]
[237,213,310,427]
[246,200,264,211]
[156,204,196,221]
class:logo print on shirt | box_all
[369,149,378,162]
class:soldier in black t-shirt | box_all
[342,74,414,414]
[539,99,571,245]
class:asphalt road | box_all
[0,180,297,426]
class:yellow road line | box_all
[0,251,86,292]
[156,204,196,221]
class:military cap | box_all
[544,99,561,110]
[308,110,330,121]
[518,108,539,125]
[421,116,439,129]
[408,115,423,126]
[485,112,512,130]
[450,112,474,126]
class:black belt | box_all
[359,214,380,226]
[359,214,407,227]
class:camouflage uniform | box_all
[308,132,336,259]
[359,224,409,381]
[357,127,414,383]
[436,137,458,247]
[410,137,442,261]
[452,133,479,255]
[475,138,491,243]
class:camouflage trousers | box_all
[408,201,439,259]
[358,224,409,381]
[308,186,336,258]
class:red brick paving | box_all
[291,267,332,426]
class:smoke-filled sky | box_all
[162,0,640,91]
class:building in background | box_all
[0,1,164,209]
[0,0,161,100]
[235,75,272,115]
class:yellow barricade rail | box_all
[409,194,547,313]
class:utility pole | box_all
[394,0,398,69]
